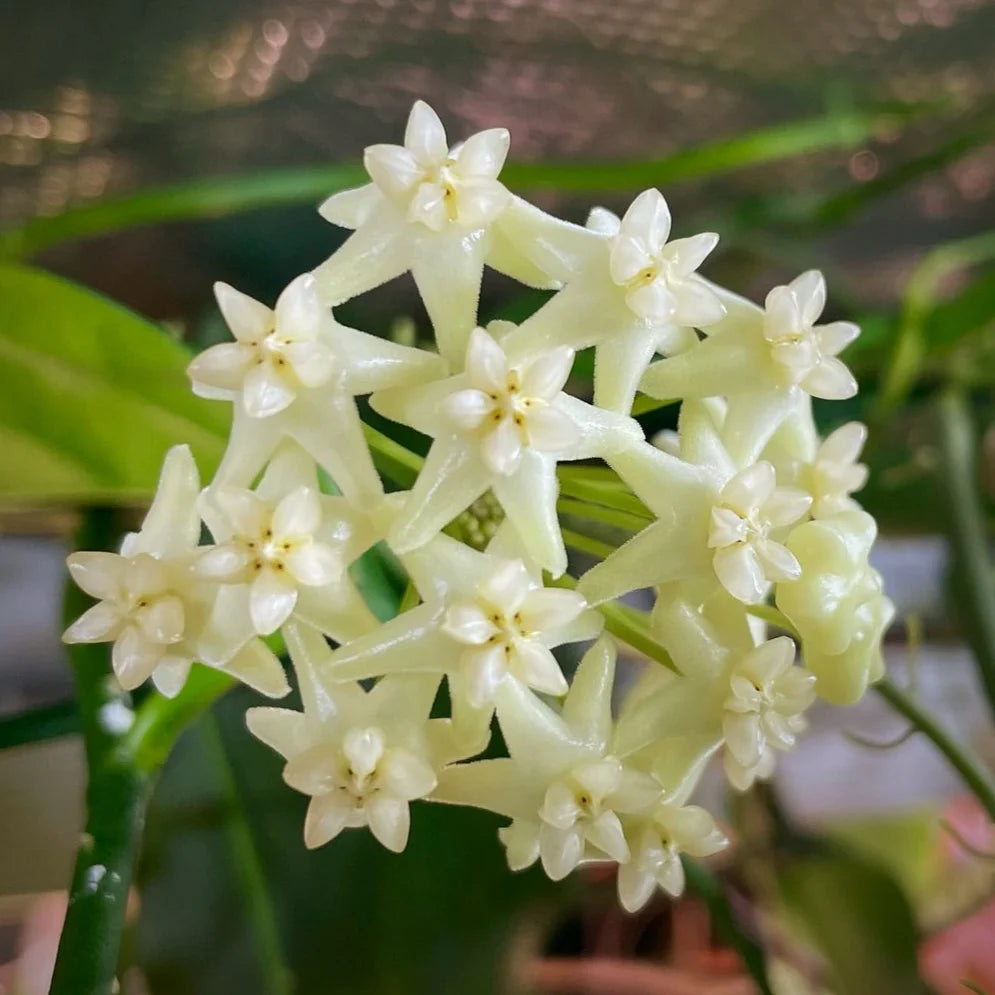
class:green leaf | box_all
[0,264,227,504]
[779,846,929,995]
[0,104,931,260]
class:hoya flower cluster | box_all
[64,102,893,912]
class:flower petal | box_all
[66,551,125,601]
[586,810,629,863]
[303,794,352,849]
[214,282,273,343]
[364,143,423,199]
[285,542,341,587]
[801,357,857,400]
[465,327,509,392]
[187,342,256,393]
[441,388,495,431]
[792,269,826,326]
[442,602,499,645]
[713,543,768,604]
[664,232,719,276]
[480,416,523,475]
[63,601,123,643]
[243,361,297,418]
[274,273,323,340]
[763,487,812,527]
[284,340,336,388]
[454,128,510,178]
[249,567,299,635]
[524,405,581,452]
[517,588,587,634]
[366,796,412,853]
[136,595,185,644]
[111,626,161,690]
[609,235,653,286]
[721,462,776,517]
[539,823,584,881]
[195,542,251,580]
[512,639,568,697]
[273,486,321,539]
[408,181,449,231]
[620,189,671,255]
[381,749,438,800]
[518,347,574,401]
[404,100,448,165]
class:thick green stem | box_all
[936,387,995,723]
[875,679,995,822]
[51,510,149,995]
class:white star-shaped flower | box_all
[312,101,591,364]
[187,273,445,503]
[63,445,287,699]
[324,531,601,734]
[248,622,478,853]
[617,804,727,912]
[371,323,643,576]
[433,638,662,881]
[196,444,382,641]
[708,462,812,605]
[805,422,868,519]
[639,271,860,464]
[612,592,813,794]
[499,189,724,413]
[579,402,808,607]
[776,510,895,704]
[722,636,815,791]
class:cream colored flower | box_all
[325,533,601,724]
[499,190,723,413]
[617,805,727,911]
[434,638,662,881]
[197,445,381,642]
[63,446,287,699]
[187,273,444,502]
[371,323,642,576]
[248,623,474,853]
[708,462,812,604]
[777,511,894,704]
[722,637,815,790]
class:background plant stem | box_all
[875,678,995,822]
[936,386,995,724]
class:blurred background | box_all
[2,0,995,992]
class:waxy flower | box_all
[639,271,859,465]
[722,636,815,790]
[708,462,812,604]
[805,422,868,519]
[434,638,662,881]
[248,623,476,852]
[187,273,445,502]
[777,511,895,704]
[63,446,288,699]
[580,404,807,607]
[325,533,601,722]
[313,101,585,364]
[501,189,724,412]
[371,324,643,576]
[197,445,381,642]
[617,804,727,911]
